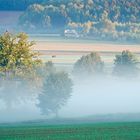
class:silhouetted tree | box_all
[36,61,56,81]
[37,71,73,117]
[113,50,139,77]
[44,61,56,74]
[73,52,104,77]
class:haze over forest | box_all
[0,0,140,42]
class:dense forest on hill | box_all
[1,0,140,42]
[1,0,140,23]
[17,0,140,42]
[0,0,64,10]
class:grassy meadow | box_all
[0,122,140,140]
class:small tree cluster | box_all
[113,50,139,77]
[73,51,139,78]
[73,52,104,77]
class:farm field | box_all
[33,37,140,53]
[0,122,140,140]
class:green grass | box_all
[0,122,140,140]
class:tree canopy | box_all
[73,52,104,77]
[37,71,73,117]
[113,50,139,77]
[0,32,41,78]
[1,0,140,24]
[17,1,140,42]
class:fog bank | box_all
[0,77,140,123]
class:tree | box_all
[17,1,140,42]
[113,50,139,77]
[44,61,56,74]
[0,32,40,78]
[73,52,104,77]
[19,4,44,29]
[35,61,56,82]
[0,32,43,110]
[45,5,68,28]
[37,71,73,117]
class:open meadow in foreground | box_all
[0,122,140,140]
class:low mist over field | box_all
[0,33,139,123]
[0,74,140,123]
[61,77,140,117]
[0,0,140,125]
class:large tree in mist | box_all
[113,50,139,77]
[73,52,104,77]
[0,32,42,108]
[44,61,56,75]
[37,71,73,117]
[0,32,41,78]
[34,61,56,86]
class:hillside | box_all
[17,0,140,42]
[0,0,140,42]
[0,0,140,23]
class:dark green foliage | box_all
[113,50,139,77]
[16,1,140,41]
[1,0,140,23]
[19,4,68,30]
[73,52,104,77]
[37,71,73,116]
[1,0,140,24]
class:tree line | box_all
[1,0,140,41]
[1,0,140,24]
[17,0,140,42]
[73,50,139,78]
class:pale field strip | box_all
[34,41,140,53]
[33,41,140,64]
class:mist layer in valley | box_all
[0,32,139,125]
[0,75,140,123]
